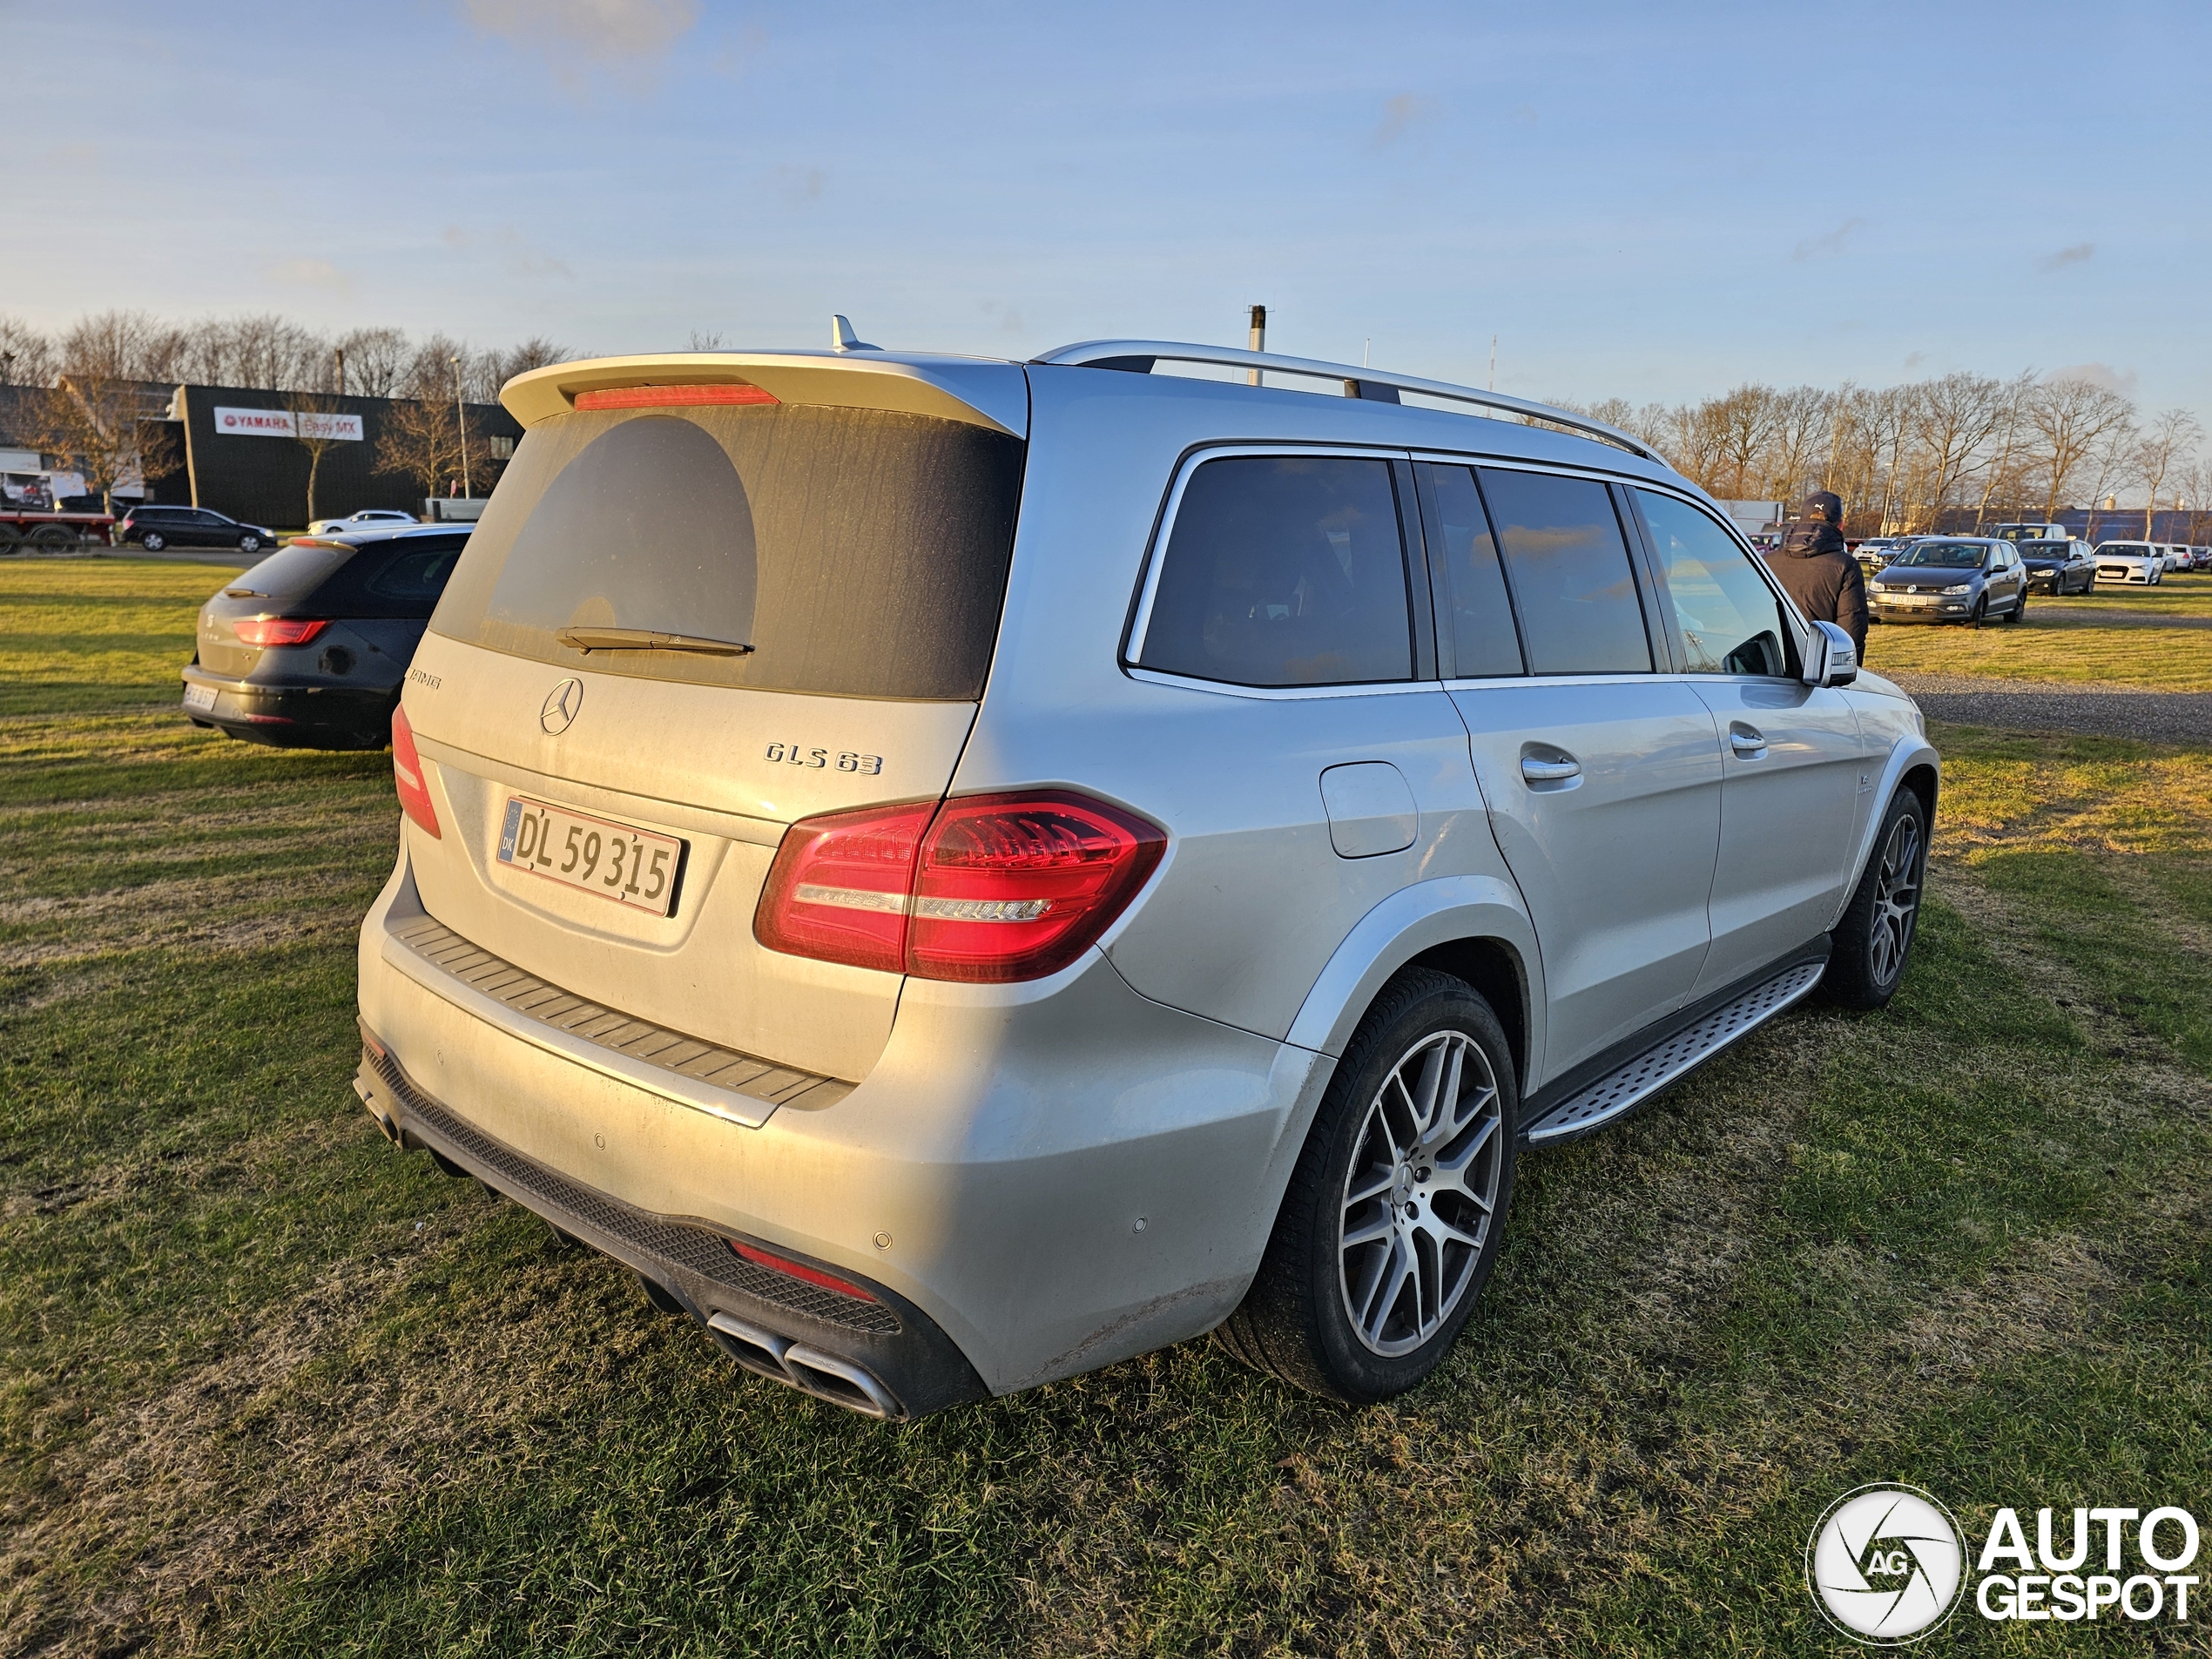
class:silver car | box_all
[354,334,1939,1418]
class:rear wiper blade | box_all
[555,626,753,657]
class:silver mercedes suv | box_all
[354,334,1938,1419]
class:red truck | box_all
[0,509,117,551]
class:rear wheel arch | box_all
[1406,935,1530,1096]
[1899,761,1939,825]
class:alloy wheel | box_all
[1338,1028,1504,1358]
[1869,813,1922,987]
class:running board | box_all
[1523,960,1827,1145]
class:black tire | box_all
[2006,588,2026,624]
[1217,968,1518,1403]
[239,534,263,554]
[1967,597,1986,628]
[27,524,72,549]
[1823,786,1928,1010]
[140,531,165,551]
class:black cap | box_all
[1802,490,1843,523]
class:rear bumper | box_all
[181,664,394,747]
[355,1032,985,1418]
[355,843,1329,1410]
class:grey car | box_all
[1867,536,2030,624]
[2016,538,2096,597]
[181,524,469,747]
[353,334,1939,1418]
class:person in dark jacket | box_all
[1762,489,1868,656]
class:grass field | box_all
[1863,570,2212,688]
[3,559,2209,1656]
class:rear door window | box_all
[1635,489,1791,675]
[226,540,353,601]
[1135,454,1413,687]
[1474,468,1652,675]
[431,406,1025,701]
[1415,462,1523,678]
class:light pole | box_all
[451,354,471,500]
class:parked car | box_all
[180,524,469,748]
[352,336,1938,1420]
[1990,522,2067,544]
[2015,538,2097,596]
[113,503,275,554]
[308,509,420,536]
[1867,536,2030,624]
[1852,536,1907,577]
[2093,542,2165,585]
[2190,546,2212,572]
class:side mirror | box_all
[1803,619,1858,688]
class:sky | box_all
[4,0,2208,422]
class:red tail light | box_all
[752,799,934,974]
[754,792,1165,982]
[574,382,779,411]
[728,1239,878,1302]
[234,617,329,647]
[391,705,442,840]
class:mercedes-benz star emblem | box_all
[540,678,583,735]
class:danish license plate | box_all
[1889,596,1933,609]
[183,681,219,712]
[498,796,685,916]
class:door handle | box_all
[1521,753,1581,783]
[1729,723,1768,759]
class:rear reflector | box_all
[233,617,330,647]
[391,705,442,840]
[754,791,1165,982]
[729,1238,878,1302]
[574,383,779,411]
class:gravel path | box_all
[1885,671,2212,744]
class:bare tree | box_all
[27,375,179,514]
[1762,385,1831,507]
[2025,376,2136,521]
[335,327,411,397]
[291,389,352,524]
[0,316,56,386]
[374,398,502,502]
[2134,408,2202,538]
[1909,372,2007,529]
[2079,422,2139,545]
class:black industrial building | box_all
[0,381,521,529]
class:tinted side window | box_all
[1474,469,1651,674]
[1417,463,1523,678]
[366,543,467,604]
[1635,489,1790,676]
[1137,455,1412,687]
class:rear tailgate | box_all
[394,354,1028,1086]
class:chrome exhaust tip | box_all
[706,1312,901,1420]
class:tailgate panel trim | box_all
[382,909,851,1128]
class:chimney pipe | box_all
[1247,305,1266,385]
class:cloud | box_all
[1372,92,1432,147]
[2047,362,2139,399]
[458,0,699,90]
[2038,241,2094,273]
[441,223,572,280]
[1791,217,1866,261]
[777,165,826,205]
[979,299,1025,335]
[1903,351,1927,370]
[269,258,353,294]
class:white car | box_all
[308,509,420,536]
[2093,542,2164,585]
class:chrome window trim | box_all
[1123,442,1420,687]
[1127,664,1444,704]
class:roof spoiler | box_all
[500,352,1028,438]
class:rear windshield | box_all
[429,406,1025,700]
[226,540,352,601]
[301,536,469,618]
